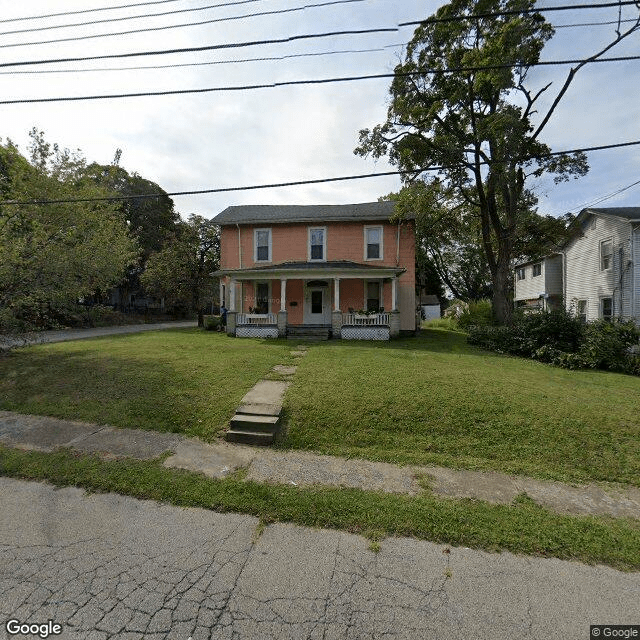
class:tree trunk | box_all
[492,253,513,326]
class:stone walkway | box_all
[1,410,639,520]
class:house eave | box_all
[213,261,406,280]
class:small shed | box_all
[420,295,441,320]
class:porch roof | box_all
[214,260,405,280]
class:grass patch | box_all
[1,446,638,571]
[0,329,293,441]
[281,330,640,486]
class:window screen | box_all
[366,227,381,259]
[256,230,270,262]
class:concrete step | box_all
[225,429,275,446]
[236,403,282,417]
[230,413,279,433]
[286,327,330,340]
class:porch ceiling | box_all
[214,260,405,280]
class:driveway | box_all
[1,478,638,640]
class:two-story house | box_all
[514,207,640,322]
[212,202,416,340]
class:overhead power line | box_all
[0,0,183,24]
[2,55,639,104]
[573,178,640,209]
[2,140,639,207]
[0,45,405,76]
[0,0,366,49]
[0,28,399,69]
[0,0,265,37]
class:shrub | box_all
[203,315,221,331]
[576,320,640,372]
[457,299,495,331]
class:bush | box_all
[467,309,640,376]
[203,315,221,331]
[457,299,495,331]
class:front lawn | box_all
[0,329,294,440]
[281,329,640,486]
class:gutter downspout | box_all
[396,221,400,266]
[236,223,243,314]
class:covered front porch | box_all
[217,262,406,340]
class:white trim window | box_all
[308,226,327,262]
[516,267,526,281]
[254,228,272,263]
[364,226,383,260]
[601,296,613,321]
[576,299,587,323]
[532,263,542,277]
[601,239,612,271]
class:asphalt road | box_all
[0,478,638,640]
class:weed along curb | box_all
[1,410,639,520]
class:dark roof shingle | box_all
[212,201,408,225]
[582,207,640,220]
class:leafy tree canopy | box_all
[356,0,639,323]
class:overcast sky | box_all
[1,0,639,220]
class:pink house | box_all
[212,202,417,340]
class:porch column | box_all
[229,279,237,311]
[391,276,398,311]
[332,277,342,338]
[278,278,287,337]
[219,280,225,308]
[334,277,340,311]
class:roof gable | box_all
[582,207,640,221]
[211,201,409,225]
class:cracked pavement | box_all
[1,478,639,640]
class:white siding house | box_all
[514,208,640,323]
[514,254,563,311]
[563,208,639,322]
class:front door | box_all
[304,286,330,325]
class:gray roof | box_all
[215,260,406,276]
[582,207,640,220]
[212,201,408,225]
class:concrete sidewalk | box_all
[0,320,197,350]
[2,410,639,520]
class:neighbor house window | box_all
[577,299,587,323]
[601,239,612,270]
[516,267,526,281]
[254,228,271,262]
[601,297,613,321]
[366,281,381,312]
[364,226,383,260]
[532,263,542,277]
[308,227,326,261]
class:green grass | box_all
[0,329,294,440]
[1,446,638,571]
[2,327,639,487]
[281,329,640,486]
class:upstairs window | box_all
[601,239,612,270]
[516,267,525,281]
[308,227,326,261]
[365,226,383,260]
[254,228,271,262]
[532,263,542,277]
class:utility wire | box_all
[5,1,639,56]
[555,17,638,28]
[0,0,184,24]
[0,1,264,36]
[2,140,639,206]
[0,28,399,68]
[0,45,405,76]
[0,0,366,49]
[2,55,639,104]
[573,178,640,209]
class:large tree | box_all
[0,131,138,328]
[141,215,220,327]
[356,0,640,324]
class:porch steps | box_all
[286,325,330,341]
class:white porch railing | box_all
[342,312,390,326]
[237,313,278,325]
